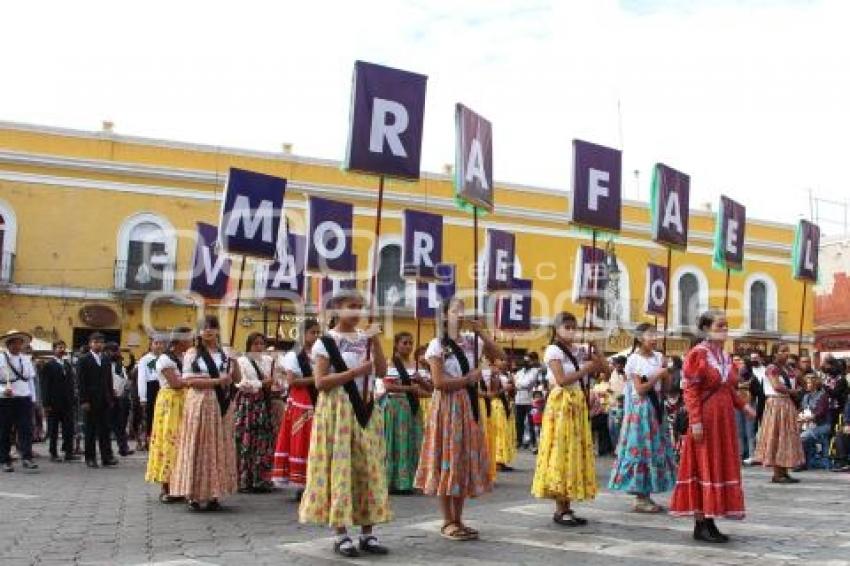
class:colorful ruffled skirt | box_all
[169,389,237,501]
[299,387,391,527]
[381,394,423,491]
[608,393,677,495]
[144,387,186,484]
[531,386,597,502]
[415,389,493,498]
[754,396,805,468]
[271,386,314,488]
[233,389,274,490]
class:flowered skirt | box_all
[382,394,423,491]
[415,389,493,498]
[144,387,186,484]
[169,389,237,501]
[491,400,517,466]
[608,394,677,495]
[480,398,498,483]
[234,390,274,489]
[271,387,314,488]
[531,387,597,502]
[299,387,391,527]
[419,396,431,428]
[754,396,805,468]
[669,388,745,519]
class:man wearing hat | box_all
[0,330,39,472]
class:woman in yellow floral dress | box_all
[531,311,606,526]
[298,290,391,558]
[144,326,193,502]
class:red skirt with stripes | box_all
[271,386,314,488]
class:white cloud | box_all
[2,0,847,232]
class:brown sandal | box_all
[459,524,479,539]
[440,523,473,541]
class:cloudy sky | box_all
[3,0,848,233]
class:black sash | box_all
[247,357,270,402]
[553,342,590,409]
[192,349,231,416]
[443,337,479,423]
[780,366,793,391]
[392,356,420,416]
[640,375,664,426]
[3,353,28,383]
[296,350,318,407]
[498,389,511,417]
[320,335,373,428]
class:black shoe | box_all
[359,535,389,555]
[553,511,586,527]
[498,463,514,472]
[334,536,359,558]
[119,449,135,457]
[102,458,119,467]
[705,519,730,543]
[206,500,223,512]
[693,520,725,543]
[86,460,99,468]
[21,459,38,470]
[49,454,62,463]
[2,463,13,473]
[64,454,80,462]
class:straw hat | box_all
[1,330,32,346]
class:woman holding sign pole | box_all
[532,311,606,526]
[669,310,756,543]
[299,290,391,558]
[415,296,503,541]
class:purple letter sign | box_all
[344,60,427,179]
[570,139,622,232]
[415,263,456,319]
[644,263,669,317]
[218,168,286,259]
[650,163,690,249]
[266,232,306,300]
[454,104,494,212]
[496,278,533,331]
[576,245,608,302]
[190,222,231,299]
[307,196,356,274]
[794,220,820,282]
[714,195,746,270]
[486,229,515,292]
[402,209,443,279]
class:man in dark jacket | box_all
[76,332,117,468]
[40,340,79,462]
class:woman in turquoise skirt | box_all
[608,322,678,513]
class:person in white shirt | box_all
[138,335,166,448]
[514,354,540,449]
[106,343,134,457]
[0,330,39,472]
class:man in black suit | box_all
[77,333,118,468]
[40,340,79,462]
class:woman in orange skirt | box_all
[414,296,504,542]
[753,343,805,483]
[271,318,320,500]
[669,310,756,543]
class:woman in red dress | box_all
[669,310,756,543]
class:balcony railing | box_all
[114,258,175,293]
[0,251,14,285]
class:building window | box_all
[678,273,700,328]
[0,201,17,284]
[377,244,406,308]
[116,213,176,291]
[750,280,768,331]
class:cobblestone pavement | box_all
[1,449,848,565]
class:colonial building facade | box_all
[0,121,811,357]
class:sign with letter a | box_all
[306,196,356,274]
[570,139,622,232]
[454,104,494,212]
[344,60,427,179]
[793,219,820,282]
[650,163,690,249]
[402,209,443,279]
[266,232,307,300]
[713,195,746,271]
[495,278,532,331]
[190,222,231,299]
[218,168,286,259]
[485,229,515,292]
[415,263,456,319]
[644,264,669,317]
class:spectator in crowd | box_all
[734,354,757,464]
[0,330,38,472]
[107,343,134,457]
[77,332,118,468]
[798,375,830,470]
[823,357,848,431]
[608,356,627,398]
[530,390,545,454]
[514,354,540,449]
[590,371,613,456]
[40,340,78,462]
[138,337,166,451]
[746,352,767,452]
